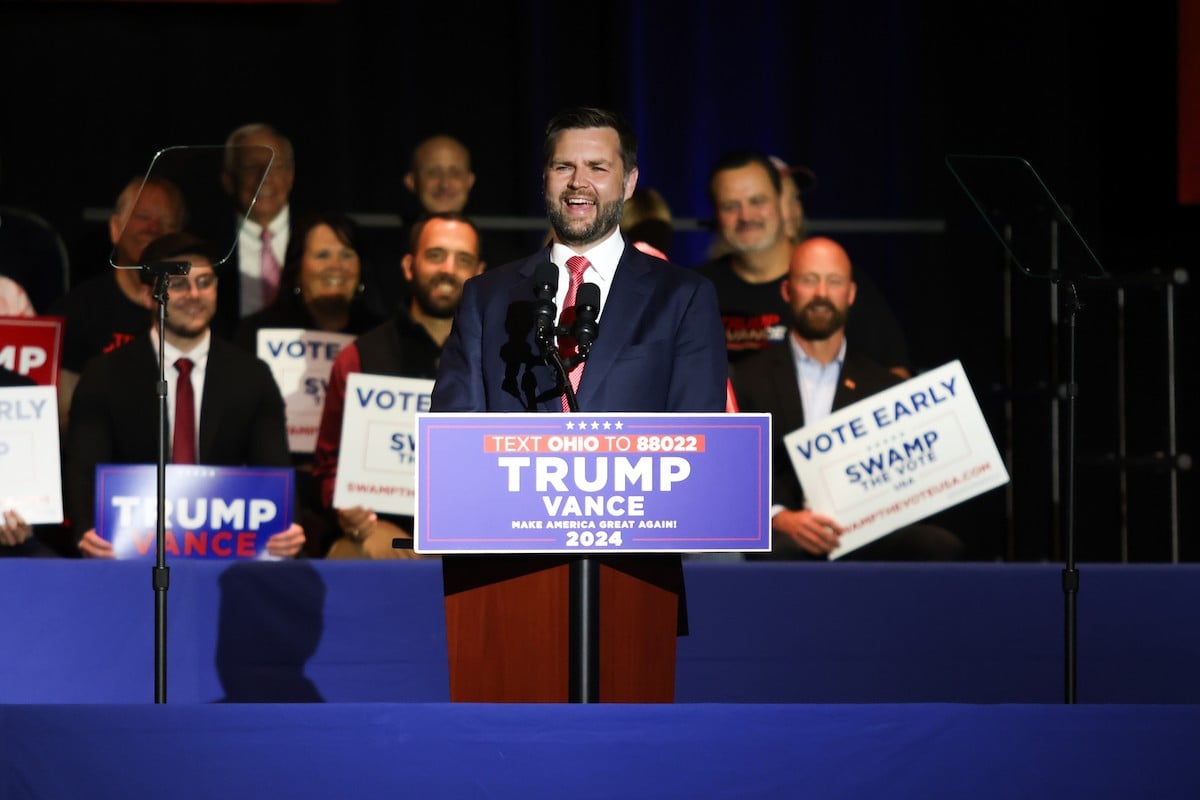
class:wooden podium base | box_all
[442,555,683,703]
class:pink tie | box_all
[558,255,590,412]
[173,358,197,465]
[260,228,281,308]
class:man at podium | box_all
[430,106,727,702]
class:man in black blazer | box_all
[731,236,962,560]
[65,233,305,558]
[432,108,727,414]
[430,107,727,702]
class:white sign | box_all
[0,385,63,523]
[257,328,355,453]
[332,373,434,515]
[782,360,1008,558]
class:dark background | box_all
[1,0,1194,562]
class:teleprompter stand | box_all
[946,155,1107,703]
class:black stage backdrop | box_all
[1,0,1194,562]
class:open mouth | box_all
[563,195,596,215]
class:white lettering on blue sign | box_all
[111,496,279,530]
[495,455,691,493]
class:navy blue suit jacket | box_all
[431,243,728,414]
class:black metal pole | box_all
[568,556,600,702]
[142,260,189,704]
[1061,280,1080,704]
[152,273,171,704]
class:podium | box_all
[415,412,771,704]
[442,554,684,703]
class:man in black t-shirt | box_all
[695,149,911,375]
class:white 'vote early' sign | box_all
[332,372,434,515]
[782,360,1008,558]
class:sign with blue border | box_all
[95,464,294,559]
[414,412,771,554]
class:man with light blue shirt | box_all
[731,236,963,560]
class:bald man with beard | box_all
[731,236,963,561]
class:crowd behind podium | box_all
[0,115,961,562]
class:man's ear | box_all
[403,172,416,194]
[848,280,857,307]
[401,253,414,282]
[780,277,792,303]
[623,167,639,201]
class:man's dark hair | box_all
[407,211,483,256]
[543,106,638,176]
[707,149,782,206]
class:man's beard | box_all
[792,298,848,341]
[412,275,461,319]
[546,193,625,248]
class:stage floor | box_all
[3,702,1198,799]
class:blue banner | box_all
[95,464,294,559]
[415,413,771,554]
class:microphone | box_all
[532,260,558,347]
[573,282,601,359]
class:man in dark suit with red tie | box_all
[65,233,305,559]
[432,107,727,413]
[731,236,963,561]
[430,106,728,703]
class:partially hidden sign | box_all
[0,385,62,523]
[95,464,294,559]
[415,412,771,554]
[257,328,354,453]
[0,316,63,387]
[332,373,434,516]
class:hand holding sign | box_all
[782,360,1008,558]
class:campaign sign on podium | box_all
[783,360,1009,559]
[0,385,62,523]
[414,412,771,554]
[0,316,63,386]
[257,328,355,453]
[94,464,294,559]
[333,373,434,516]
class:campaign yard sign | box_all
[782,360,1009,558]
[0,316,64,386]
[414,412,772,555]
[257,328,355,453]
[94,464,294,559]
[332,373,434,515]
[0,385,62,523]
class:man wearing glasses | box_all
[64,232,305,559]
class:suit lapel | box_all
[769,343,807,434]
[197,338,227,460]
[573,246,652,407]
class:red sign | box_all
[0,316,64,387]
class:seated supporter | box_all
[64,232,304,559]
[233,211,383,557]
[312,213,483,557]
[731,236,963,561]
